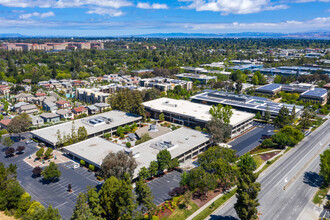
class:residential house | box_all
[56,109,73,120]
[0,86,10,95]
[35,92,47,97]
[0,119,11,129]
[17,104,38,114]
[13,102,29,112]
[14,93,33,102]
[56,100,70,109]
[31,115,44,126]
[42,102,58,112]
[41,84,54,90]
[40,113,60,123]
[94,103,110,112]
[87,105,98,115]
[72,106,88,116]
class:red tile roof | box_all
[73,106,87,113]
[35,92,46,97]
[0,119,11,126]
[56,100,70,105]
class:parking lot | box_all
[0,137,99,220]
[230,122,275,156]
[147,170,181,205]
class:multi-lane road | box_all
[209,120,330,220]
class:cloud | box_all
[137,2,169,9]
[19,11,55,19]
[290,0,330,2]
[86,7,124,17]
[179,0,288,15]
[0,0,133,9]
[169,17,330,32]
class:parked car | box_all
[25,139,33,144]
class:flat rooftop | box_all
[191,90,304,116]
[31,110,142,146]
[131,127,210,178]
[300,88,328,98]
[143,97,255,127]
[63,137,126,167]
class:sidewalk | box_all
[186,187,236,220]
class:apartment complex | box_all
[75,88,109,104]
[140,77,192,91]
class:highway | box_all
[209,120,330,220]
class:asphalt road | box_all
[209,120,330,220]
[230,122,275,156]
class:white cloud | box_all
[86,7,124,17]
[290,0,330,2]
[19,11,55,19]
[169,17,330,32]
[137,2,169,9]
[0,0,132,9]
[179,0,288,15]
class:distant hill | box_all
[0,33,26,38]
[134,31,330,39]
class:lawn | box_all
[252,155,265,168]
[313,187,329,205]
[167,201,199,220]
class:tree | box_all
[16,146,25,154]
[139,167,150,180]
[87,186,103,218]
[237,153,257,172]
[209,104,233,124]
[89,164,95,171]
[271,132,291,149]
[7,113,32,139]
[43,204,61,220]
[185,166,216,194]
[99,176,120,220]
[149,161,158,177]
[236,80,243,94]
[255,111,261,119]
[36,148,44,158]
[101,151,137,180]
[274,75,282,84]
[41,162,61,182]
[116,126,124,136]
[77,126,88,141]
[234,167,261,220]
[117,173,136,220]
[274,106,292,128]
[251,75,259,85]
[206,118,231,144]
[5,147,15,156]
[300,109,312,129]
[197,146,237,172]
[157,149,172,173]
[159,113,165,121]
[71,193,95,220]
[319,149,330,186]
[44,147,53,159]
[182,190,192,209]
[264,105,271,122]
[261,139,274,148]
[135,179,156,219]
[32,166,42,178]
[168,158,179,170]
[3,136,14,147]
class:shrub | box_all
[120,133,125,139]
[126,142,131,148]
[89,164,95,171]
[80,160,86,166]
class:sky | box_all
[0,0,329,36]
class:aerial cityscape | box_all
[0,1,329,220]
